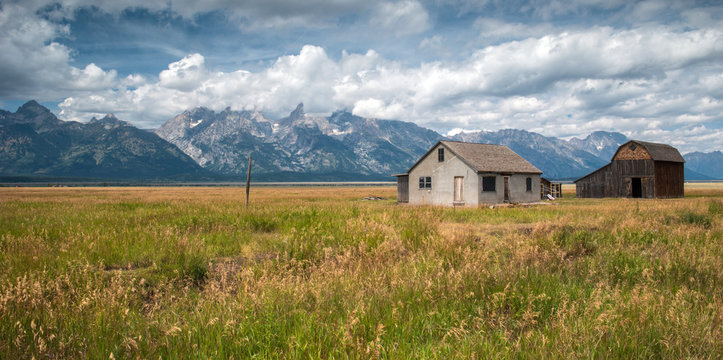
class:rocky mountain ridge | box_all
[155,103,442,179]
[0,101,210,180]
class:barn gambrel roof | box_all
[613,140,685,163]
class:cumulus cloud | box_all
[353,98,407,119]
[0,3,117,99]
[158,54,208,91]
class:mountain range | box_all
[155,103,441,180]
[1,100,720,181]
[0,101,210,181]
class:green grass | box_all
[0,186,721,358]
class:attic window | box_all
[482,176,496,192]
[438,148,445,162]
[630,143,637,150]
[419,176,432,189]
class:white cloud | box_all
[352,98,407,119]
[158,53,208,91]
[120,74,147,88]
[371,1,431,37]
[473,18,557,42]
[446,127,481,136]
[0,3,117,99]
[68,63,118,91]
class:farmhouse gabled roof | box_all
[442,141,542,174]
[402,140,542,175]
[614,140,685,162]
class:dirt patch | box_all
[361,196,387,201]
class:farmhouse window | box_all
[419,176,432,189]
[526,177,532,192]
[482,176,496,192]
[438,148,444,162]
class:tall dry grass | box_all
[0,185,721,358]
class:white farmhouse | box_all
[394,141,542,206]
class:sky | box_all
[1,0,722,153]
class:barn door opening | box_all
[631,177,642,198]
[503,176,510,202]
[454,176,464,204]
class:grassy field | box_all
[0,185,721,358]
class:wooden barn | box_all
[574,140,684,198]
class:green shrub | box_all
[678,210,711,229]
[708,199,722,216]
[244,214,278,232]
[552,227,598,259]
[181,252,208,285]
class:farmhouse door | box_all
[503,176,510,202]
[454,176,464,204]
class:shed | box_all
[574,140,684,198]
[394,141,542,206]
[541,177,562,199]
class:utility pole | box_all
[245,155,252,208]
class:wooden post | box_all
[245,155,252,208]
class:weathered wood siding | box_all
[576,159,684,198]
[576,165,611,198]
[615,159,654,177]
[654,161,684,198]
[576,159,656,198]
[396,175,409,203]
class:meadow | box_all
[0,185,721,359]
